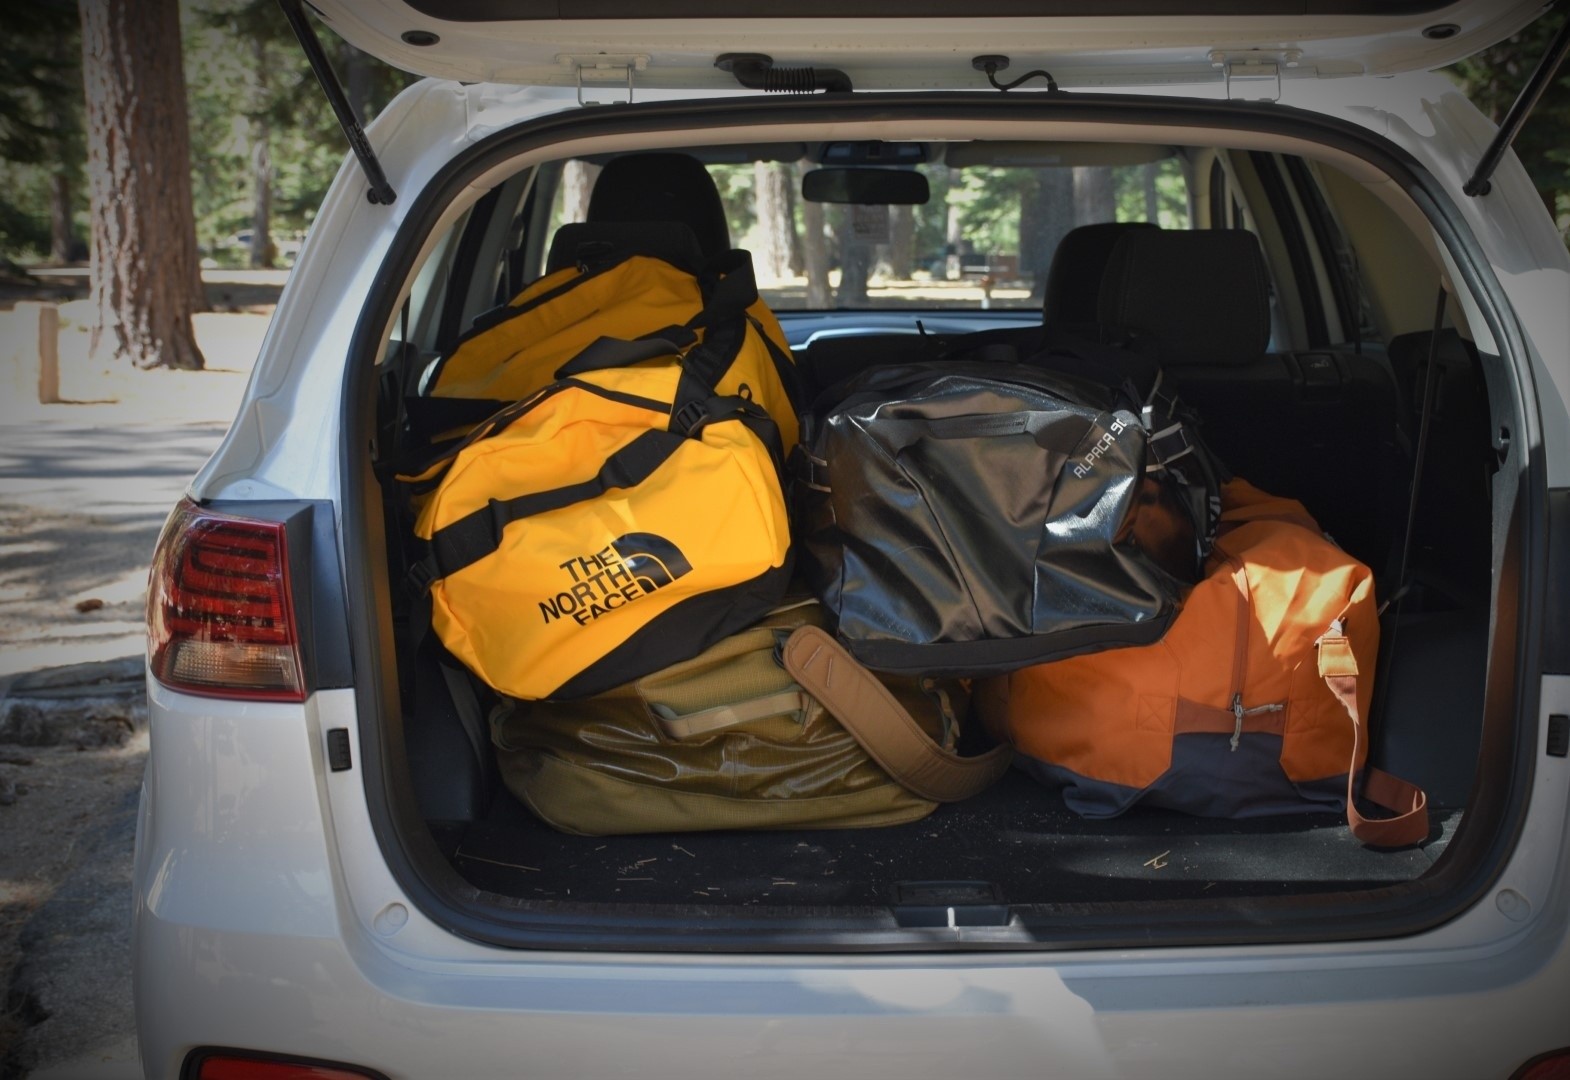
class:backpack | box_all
[490,602,1012,835]
[977,479,1429,847]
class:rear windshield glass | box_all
[544,155,1191,311]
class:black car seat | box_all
[1042,221,1160,326]
[1097,228,1406,568]
[585,152,732,259]
[800,221,1157,398]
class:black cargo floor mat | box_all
[444,771,1457,909]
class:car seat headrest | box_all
[545,221,706,276]
[1098,229,1272,367]
[586,152,731,259]
[1042,221,1159,324]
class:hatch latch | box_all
[1210,50,1300,103]
[559,53,649,107]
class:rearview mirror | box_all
[801,168,929,205]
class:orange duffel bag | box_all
[977,479,1429,847]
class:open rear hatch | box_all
[307,0,1543,90]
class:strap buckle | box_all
[406,558,437,597]
[671,399,709,437]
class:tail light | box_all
[1514,1051,1570,1080]
[148,500,304,701]
[187,1049,386,1079]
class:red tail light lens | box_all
[148,500,304,701]
[1514,1051,1570,1080]
[191,1051,384,1079]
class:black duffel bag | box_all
[799,358,1213,677]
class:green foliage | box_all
[184,0,413,261]
[0,0,82,257]
[709,163,759,244]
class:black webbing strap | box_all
[437,657,491,775]
[419,428,686,581]
[1394,286,1450,594]
[693,250,761,325]
[548,249,762,397]
[554,327,698,379]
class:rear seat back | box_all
[1098,228,1406,567]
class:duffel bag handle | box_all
[782,626,1013,802]
[875,411,1093,457]
[649,689,809,740]
[1318,629,1430,847]
[554,327,699,379]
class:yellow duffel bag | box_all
[410,355,791,702]
[425,232,800,449]
[490,602,1013,835]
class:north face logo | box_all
[611,532,694,592]
[537,533,692,626]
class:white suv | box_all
[135,3,1570,1078]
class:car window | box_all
[542,155,1192,311]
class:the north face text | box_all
[537,533,692,626]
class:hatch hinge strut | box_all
[1464,14,1570,197]
[277,0,396,205]
[1210,50,1300,103]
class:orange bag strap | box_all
[782,626,1013,802]
[1318,626,1430,847]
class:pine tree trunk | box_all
[344,43,374,123]
[250,124,274,269]
[1073,165,1117,226]
[1143,162,1161,223]
[49,171,76,265]
[944,166,963,279]
[832,205,870,308]
[797,161,831,308]
[888,204,914,280]
[1020,169,1075,299]
[752,161,794,281]
[561,159,601,223]
[249,36,275,269]
[79,0,206,369]
[47,36,80,266]
[785,174,804,276]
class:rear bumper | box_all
[133,682,1570,1080]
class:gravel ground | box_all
[0,294,266,1079]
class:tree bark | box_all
[248,36,275,269]
[1072,165,1117,227]
[797,160,831,308]
[47,37,80,266]
[79,0,206,369]
[752,160,794,281]
[344,43,374,124]
[561,159,601,223]
[1020,169,1075,299]
[249,123,274,268]
[49,172,76,265]
[888,204,914,280]
[1143,162,1161,224]
[832,204,870,308]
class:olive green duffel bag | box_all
[490,603,1012,835]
